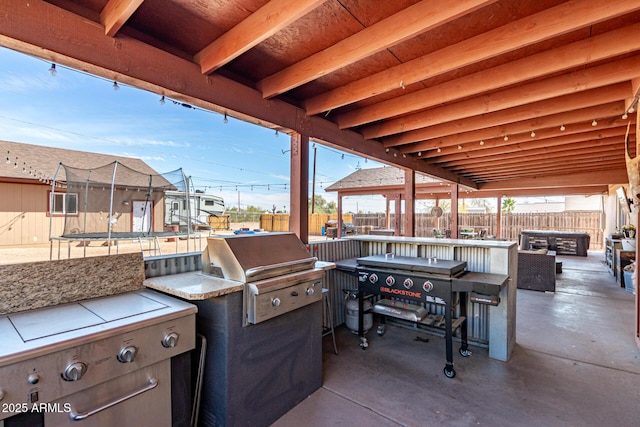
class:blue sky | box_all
[0,47,388,213]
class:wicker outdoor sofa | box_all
[517,249,556,292]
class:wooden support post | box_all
[404,169,415,237]
[496,196,502,239]
[394,194,402,236]
[289,133,309,243]
[450,184,459,238]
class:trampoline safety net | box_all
[54,161,188,238]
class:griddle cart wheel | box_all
[443,366,456,378]
[459,348,472,357]
[359,337,368,349]
[376,324,385,336]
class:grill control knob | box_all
[385,276,395,286]
[422,281,434,292]
[162,332,179,348]
[369,273,378,284]
[0,389,4,401]
[271,297,281,307]
[306,288,315,296]
[117,346,138,363]
[403,278,414,289]
[27,373,41,384]
[62,362,87,382]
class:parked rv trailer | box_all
[165,191,225,231]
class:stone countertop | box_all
[144,261,335,301]
[144,272,244,300]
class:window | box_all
[50,192,78,215]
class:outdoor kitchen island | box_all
[143,233,335,427]
[336,235,518,362]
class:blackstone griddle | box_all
[353,253,508,379]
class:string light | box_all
[275,130,279,137]
[530,131,535,137]
[592,119,597,126]
[159,95,165,105]
[418,152,422,156]
[5,151,9,164]
[437,148,441,153]
[560,125,565,131]
[48,63,57,76]
[503,135,509,141]
[457,145,462,150]
[622,113,628,120]
[112,81,119,91]
[223,113,228,124]
[479,140,484,145]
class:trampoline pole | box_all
[108,161,118,256]
[49,163,62,243]
[83,170,92,258]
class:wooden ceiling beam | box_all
[475,168,628,188]
[382,83,632,147]
[258,0,494,98]
[364,55,640,140]
[470,163,625,183]
[463,186,610,198]
[459,151,624,174]
[0,0,478,189]
[304,0,640,115]
[101,0,143,37]
[195,0,327,74]
[401,102,628,154]
[434,128,629,163]
[336,23,640,129]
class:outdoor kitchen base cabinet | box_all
[194,291,322,427]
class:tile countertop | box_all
[144,261,336,300]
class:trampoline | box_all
[48,161,202,259]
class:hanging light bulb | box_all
[630,106,636,114]
[503,135,509,141]
[418,151,422,156]
[5,151,9,164]
[385,148,389,153]
[530,131,536,137]
[457,145,462,150]
[622,113,628,120]
[592,119,597,126]
[159,95,165,105]
[223,113,228,124]
[341,154,344,159]
[437,147,441,153]
[275,130,279,137]
[560,125,565,131]
[479,140,484,146]
[112,81,119,91]
[48,63,57,76]
[402,154,407,158]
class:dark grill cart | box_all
[354,254,508,378]
[519,230,590,256]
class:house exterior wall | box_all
[0,182,165,246]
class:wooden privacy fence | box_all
[260,213,353,234]
[259,211,604,250]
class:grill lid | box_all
[202,233,316,282]
[357,254,466,276]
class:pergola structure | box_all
[1,0,640,339]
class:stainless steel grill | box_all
[202,232,326,325]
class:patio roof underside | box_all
[1,0,639,198]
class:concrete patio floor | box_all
[273,251,640,427]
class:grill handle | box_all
[384,253,395,260]
[69,378,158,421]
[245,257,317,280]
